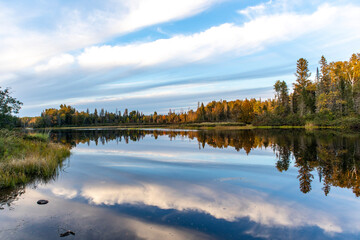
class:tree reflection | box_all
[0,185,25,209]
[50,129,360,197]
[0,158,71,208]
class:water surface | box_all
[1,129,359,239]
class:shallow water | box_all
[1,129,360,239]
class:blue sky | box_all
[0,0,359,116]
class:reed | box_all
[0,129,70,188]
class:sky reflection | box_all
[0,189,212,240]
[2,129,360,239]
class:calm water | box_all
[1,129,360,240]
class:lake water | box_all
[1,129,360,239]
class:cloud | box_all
[20,85,272,113]
[237,0,300,19]
[76,4,360,70]
[18,63,289,106]
[238,0,271,18]
[35,54,75,72]
[0,0,221,73]
[109,0,222,33]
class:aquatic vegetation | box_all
[23,132,50,142]
[0,129,70,188]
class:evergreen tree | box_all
[294,58,312,116]
[274,80,290,115]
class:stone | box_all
[36,200,49,205]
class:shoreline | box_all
[31,123,343,131]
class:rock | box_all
[60,230,75,237]
[37,200,49,205]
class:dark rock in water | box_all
[37,200,49,205]
[0,207,4,210]
[60,230,75,237]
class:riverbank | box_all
[0,130,71,188]
[33,122,343,131]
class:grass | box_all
[0,129,70,188]
[22,132,50,142]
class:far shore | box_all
[30,123,342,131]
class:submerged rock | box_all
[36,200,49,205]
[60,230,75,237]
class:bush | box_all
[313,111,335,126]
[0,115,21,129]
[333,116,360,129]
[253,113,304,126]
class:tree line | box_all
[19,52,360,128]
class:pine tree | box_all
[294,58,312,116]
[274,80,290,115]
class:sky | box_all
[0,0,360,117]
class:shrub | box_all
[334,116,360,129]
[253,113,304,126]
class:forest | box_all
[21,53,360,128]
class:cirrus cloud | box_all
[0,0,222,74]
[76,4,360,70]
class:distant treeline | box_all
[22,53,360,128]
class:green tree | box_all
[0,87,23,128]
[294,58,312,116]
[316,56,332,114]
[274,80,290,115]
[196,103,205,122]
[319,56,331,94]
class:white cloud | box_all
[238,0,271,18]
[0,0,221,73]
[35,54,75,72]
[78,23,238,69]
[109,0,221,33]
[77,4,360,70]
[237,0,299,18]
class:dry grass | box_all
[0,129,70,188]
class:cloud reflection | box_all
[51,187,78,199]
[81,181,342,233]
[0,189,212,240]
